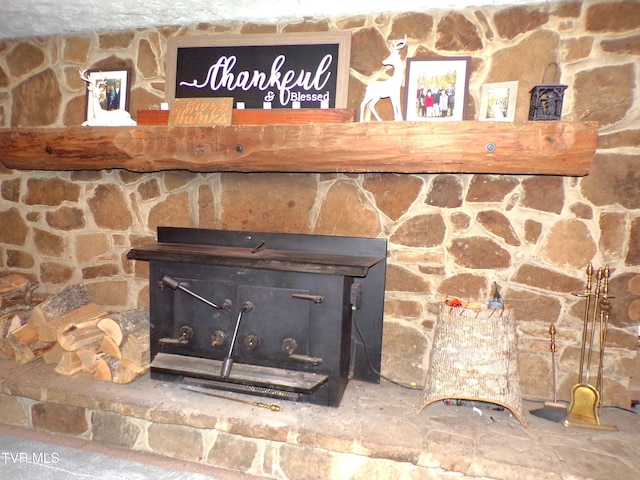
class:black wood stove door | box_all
[149,261,354,406]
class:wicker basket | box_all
[419,304,527,426]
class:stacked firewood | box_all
[0,275,149,384]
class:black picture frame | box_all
[165,33,351,110]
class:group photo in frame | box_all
[479,81,519,121]
[83,69,130,121]
[404,57,471,122]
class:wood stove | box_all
[127,227,386,407]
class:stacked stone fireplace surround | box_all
[0,0,639,475]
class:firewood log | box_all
[39,303,108,343]
[31,284,91,326]
[93,354,147,384]
[99,335,122,359]
[121,329,150,366]
[97,308,149,346]
[42,343,64,365]
[0,312,28,359]
[7,322,54,364]
[113,359,149,384]
[57,317,105,352]
[54,351,84,376]
[76,348,103,372]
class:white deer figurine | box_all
[80,69,136,127]
[359,35,407,122]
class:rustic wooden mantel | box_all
[0,121,598,176]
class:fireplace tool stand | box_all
[564,264,617,431]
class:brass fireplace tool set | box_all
[564,263,618,431]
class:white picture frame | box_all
[479,81,518,122]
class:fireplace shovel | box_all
[530,323,567,422]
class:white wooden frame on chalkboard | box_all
[165,33,351,110]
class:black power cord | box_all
[350,283,420,390]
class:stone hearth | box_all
[1,358,639,479]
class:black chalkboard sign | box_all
[166,33,351,110]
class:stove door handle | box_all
[291,293,325,304]
[289,354,323,366]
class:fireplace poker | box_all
[181,386,281,411]
[161,275,229,310]
[221,301,254,378]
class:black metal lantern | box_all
[528,63,567,121]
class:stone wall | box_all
[0,0,639,406]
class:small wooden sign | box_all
[169,98,233,126]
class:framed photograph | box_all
[479,81,518,121]
[84,69,131,121]
[165,32,351,110]
[404,57,471,122]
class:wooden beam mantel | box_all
[0,121,598,176]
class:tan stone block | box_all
[45,206,85,231]
[476,210,520,246]
[602,34,640,55]
[562,37,594,62]
[24,178,81,206]
[436,13,483,51]
[91,410,142,448]
[40,262,74,284]
[394,250,444,265]
[1,178,20,202]
[11,69,61,127]
[363,173,423,221]
[164,171,197,191]
[75,233,110,264]
[31,402,88,435]
[34,229,66,258]
[314,179,381,238]
[540,219,596,270]
[148,191,192,231]
[278,443,335,480]
[0,394,30,426]
[448,236,510,269]
[437,273,487,300]
[381,320,427,384]
[493,6,550,40]
[466,175,519,202]
[6,42,45,77]
[63,36,91,63]
[386,264,430,293]
[389,12,434,40]
[383,298,422,318]
[585,1,640,33]
[521,176,564,214]
[513,264,583,294]
[148,422,204,462]
[391,213,445,248]
[198,184,216,229]
[350,27,390,77]
[0,208,28,245]
[85,280,129,307]
[426,174,463,208]
[221,173,316,234]
[240,23,278,35]
[6,249,34,269]
[137,178,160,200]
[282,19,329,33]
[98,31,135,50]
[573,64,634,126]
[88,184,133,230]
[136,39,160,79]
[206,432,259,472]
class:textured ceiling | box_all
[0,0,537,41]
